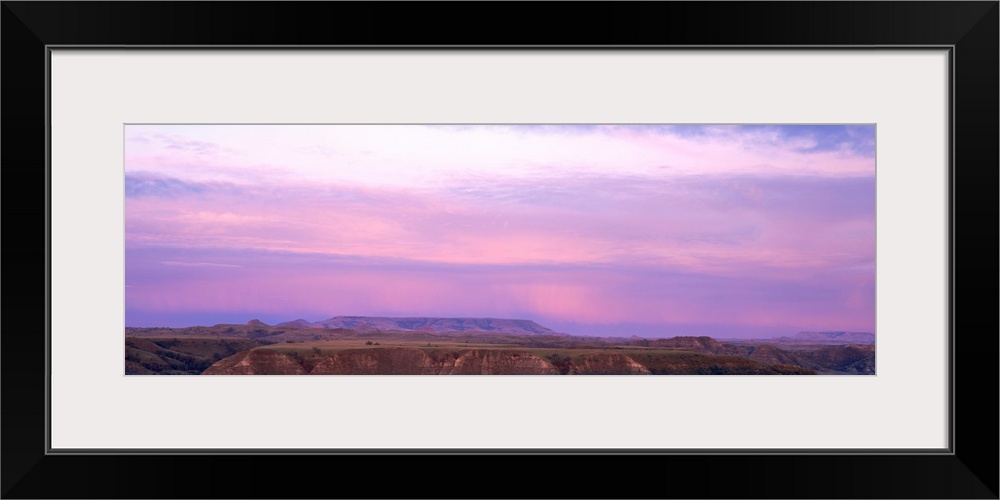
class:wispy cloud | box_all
[125,124,876,190]
[160,261,242,268]
[126,171,872,272]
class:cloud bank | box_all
[125,124,875,337]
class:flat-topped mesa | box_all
[304,316,557,336]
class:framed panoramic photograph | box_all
[123,123,876,377]
[3,2,997,499]
[62,52,929,453]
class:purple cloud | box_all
[125,125,876,337]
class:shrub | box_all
[286,351,304,364]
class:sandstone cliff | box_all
[569,353,651,375]
[441,349,558,375]
[202,348,307,375]
[310,348,440,375]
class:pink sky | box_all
[125,125,875,338]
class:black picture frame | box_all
[3,2,996,498]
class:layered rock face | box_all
[199,343,854,376]
[203,347,560,375]
[202,348,307,375]
[311,348,441,375]
[569,353,651,375]
[441,350,558,375]
[312,348,559,375]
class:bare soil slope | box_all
[311,348,440,375]
[569,353,651,375]
[202,348,307,375]
[443,349,558,375]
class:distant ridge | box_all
[300,316,558,336]
[774,331,875,344]
[276,319,312,328]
